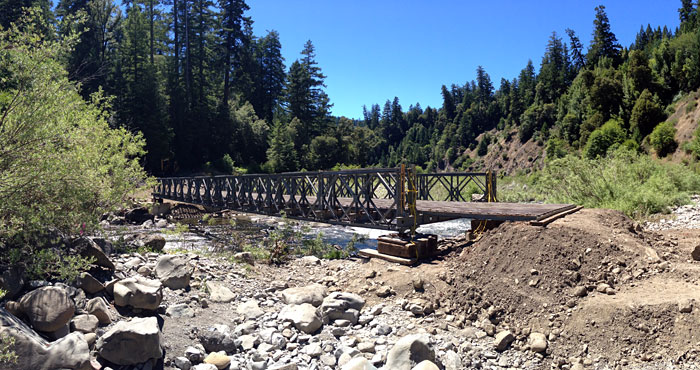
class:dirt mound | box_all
[445,209,658,320]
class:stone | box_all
[406,298,434,317]
[206,281,236,303]
[74,237,115,270]
[320,354,337,366]
[411,361,439,370]
[300,255,321,265]
[679,299,694,313]
[596,283,611,293]
[237,300,264,319]
[167,303,195,318]
[357,341,375,353]
[341,357,377,370]
[270,364,297,370]
[70,314,99,334]
[304,342,323,357]
[0,308,90,370]
[18,285,75,332]
[137,234,166,252]
[84,332,97,347]
[0,266,25,300]
[174,356,192,370]
[192,364,218,370]
[528,332,548,353]
[320,292,365,324]
[86,297,112,324]
[125,207,153,224]
[572,285,587,297]
[412,277,424,291]
[376,285,392,297]
[385,334,436,370]
[240,334,260,350]
[113,276,163,310]
[198,325,236,353]
[692,245,700,261]
[281,284,327,307]
[278,303,322,334]
[154,254,193,290]
[441,350,461,370]
[493,330,514,351]
[185,346,205,363]
[204,351,230,369]
[77,272,104,294]
[96,316,162,365]
[234,252,255,265]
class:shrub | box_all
[545,137,567,160]
[0,18,148,243]
[649,120,677,157]
[501,148,700,218]
[0,335,17,365]
[477,135,490,156]
[584,119,626,159]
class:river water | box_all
[161,213,472,253]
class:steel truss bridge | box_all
[152,166,574,231]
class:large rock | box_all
[206,281,236,303]
[0,308,90,370]
[236,300,264,319]
[320,292,365,324]
[113,276,163,310]
[96,316,162,365]
[385,334,437,370]
[203,351,230,369]
[18,286,75,332]
[528,332,548,353]
[411,361,440,370]
[125,207,153,224]
[493,330,514,352]
[136,234,166,252]
[74,237,114,270]
[198,325,236,353]
[86,297,112,324]
[70,314,98,334]
[281,284,327,307]
[341,357,376,370]
[154,255,192,289]
[692,245,700,261]
[0,266,25,300]
[77,272,104,294]
[278,303,322,334]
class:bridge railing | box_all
[153,167,496,229]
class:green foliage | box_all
[685,124,700,159]
[0,335,17,365]
[584,119,626,159]
[0,20,148,241]
[545,137,568,160]
[476,134,490,156]
[501,148,700,217]
[649,120,678,157]
[0,288,6,300]
[22,248,95,283]
[687,99,698,113]
[630,89,666,140]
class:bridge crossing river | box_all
[152,166,575,231]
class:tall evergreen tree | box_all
[587,5,621,66]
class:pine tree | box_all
[566,28,585,70]
[587,5,621,66]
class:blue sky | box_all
[248,1,681,119]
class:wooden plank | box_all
[378,241,417,258]
[530,206,583,226]
[358,248,417,265]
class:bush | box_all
[545,137,567,160]
[502,148,700,217]
[477,135,490,156]
[0,19,148,243]
[583,119,626,159]
[649,120,677,157]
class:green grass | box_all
[499,148,700,218]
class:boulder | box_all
[91,237,114,255]
[136,234,166,252]
[74,237,114,270]
[203,351,230,369]
[70,314,99,334]
[493,330,514,352]
[18,286,75,332]
[198,325,236,353]
[96,316,162,365]
[0,307,90,370]
[441,350,462,370]
[341,357,376,370]
[125,207,153,224]
[0,266,25,300]
[411,361,440,370]
[166,303,195,318]
[278,303,322,334]
[528,332,548,353]
[86,297,112,324]
[206,281,236,303]
[320,292,365,324]
[154,255,192,289]
[281,284,327,307]
[236,300,264,319]
[233,252,255,265]
[692,245,700,261]
[385,334,437,370]
[77,272,104,294]
[113,276,163,310]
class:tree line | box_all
[1,1,699,174]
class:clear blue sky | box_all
[248,1,681,119]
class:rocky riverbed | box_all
[3,201,700,370]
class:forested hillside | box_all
[2,1,700,175]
